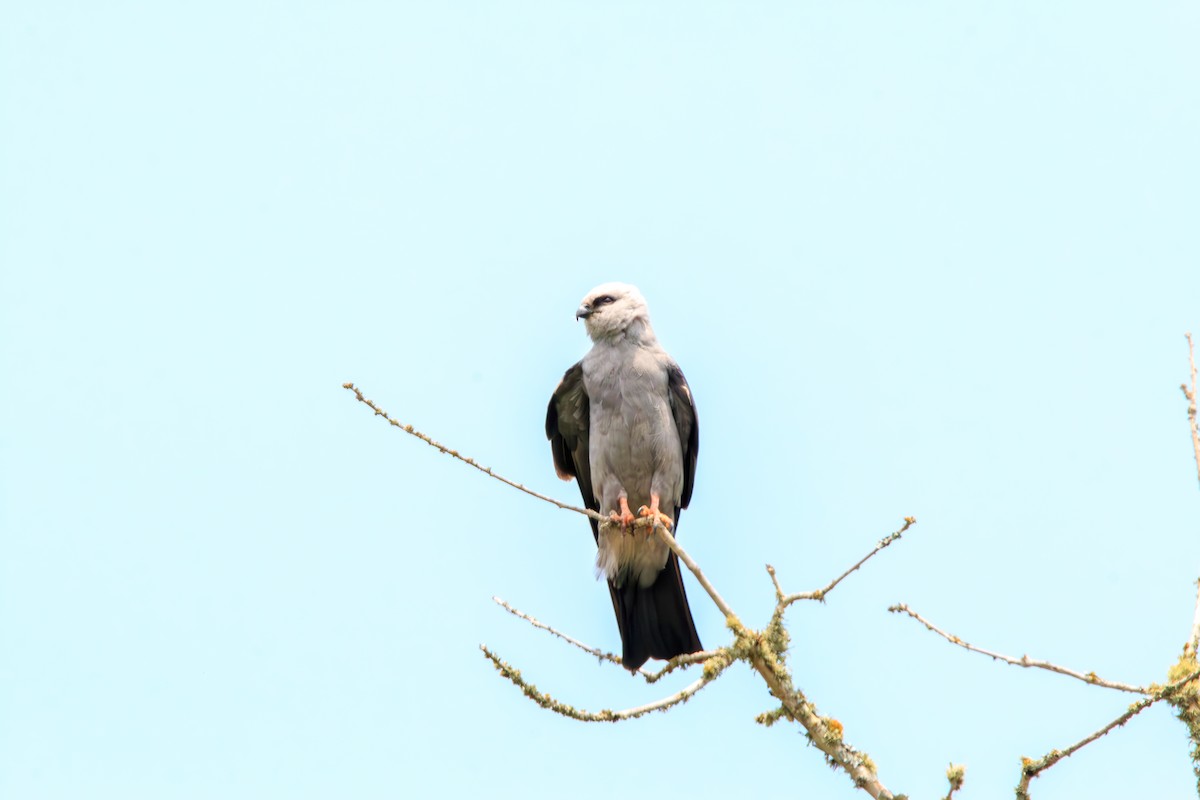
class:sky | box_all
[2,2,1199,798]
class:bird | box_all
[545,282,703,671]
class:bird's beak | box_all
[575,304,592,320]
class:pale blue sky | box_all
[3,2,1199,798]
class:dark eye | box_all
[593,295,614,306]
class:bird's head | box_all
[575,283,652,342]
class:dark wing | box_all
[667,363,699,509]
[546,361,598,540]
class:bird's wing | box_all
[546,361,598,540]
[667,363,699,510]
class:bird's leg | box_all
[637,493,674,531]
[609,496,636,528]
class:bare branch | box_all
[656,521,901,797]
[480,644,730,722]
[1183,334,1200,656]
[775,517,915,607]
[349,339,1200,797]
[889,604,1147,695]
[342,382,606,524]
[491,595,722,682]
[492,596,634,671]
[744,640,895,799]
[1190,579,1200,660]
[766,564,786,602]
[346,384,905,797]
[649,521,738,621]
[641,649,728,684]
[1015,667,1200,798]
[1164,653,1200,792]
[1184,333,1200,491]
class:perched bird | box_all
[546,282,703,670]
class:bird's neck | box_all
[594,317,658,347]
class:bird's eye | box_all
[594,295,614,306]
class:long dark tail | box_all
[608,552,703,671]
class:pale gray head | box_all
[575,282,654,343]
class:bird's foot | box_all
[637,494,674,531]
[609,497,636,528]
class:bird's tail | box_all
[609,552,703,671]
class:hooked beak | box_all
[575,304,592,320]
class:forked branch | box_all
[345,381,908,799]
[770,517,915,607]
[1015,666,1200,799]
[346,350,1200,799]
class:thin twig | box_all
[767,564,786,602]
[889,604,1147,695]
[641,649,727,684]
[1184,333,1200,491]
[480,644,729,722]
[1183,334,1200,654]
[343,382,607,524]
[1190,580,1200,659]
[651,522,737,620]
[743,527,913,800]
[491,596,718,682]
[1015,667,1200,798]
[492,597,635,671]
[776,517,915,606]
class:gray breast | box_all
[583,343,684,587]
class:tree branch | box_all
[743,639,894,798]
[772,517,915,607]
[480,644,731,722]
[346,384,907,798]
[1183,333,1200,491]
[888,603,1147,695]
[1191,580,1200,661]
[647,515,905,798]
[641,649,727,684]
[342,382,606,524]
[348,330,1200,794]
[1183,334,1200,656]
[1165,652,1200,793]
[492,596,633,672]
[1015,666,1200,799]
[647,521,738,621]
[491,595,720,682]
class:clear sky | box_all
[3,2,1199,798]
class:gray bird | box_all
[546,282,702,670]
